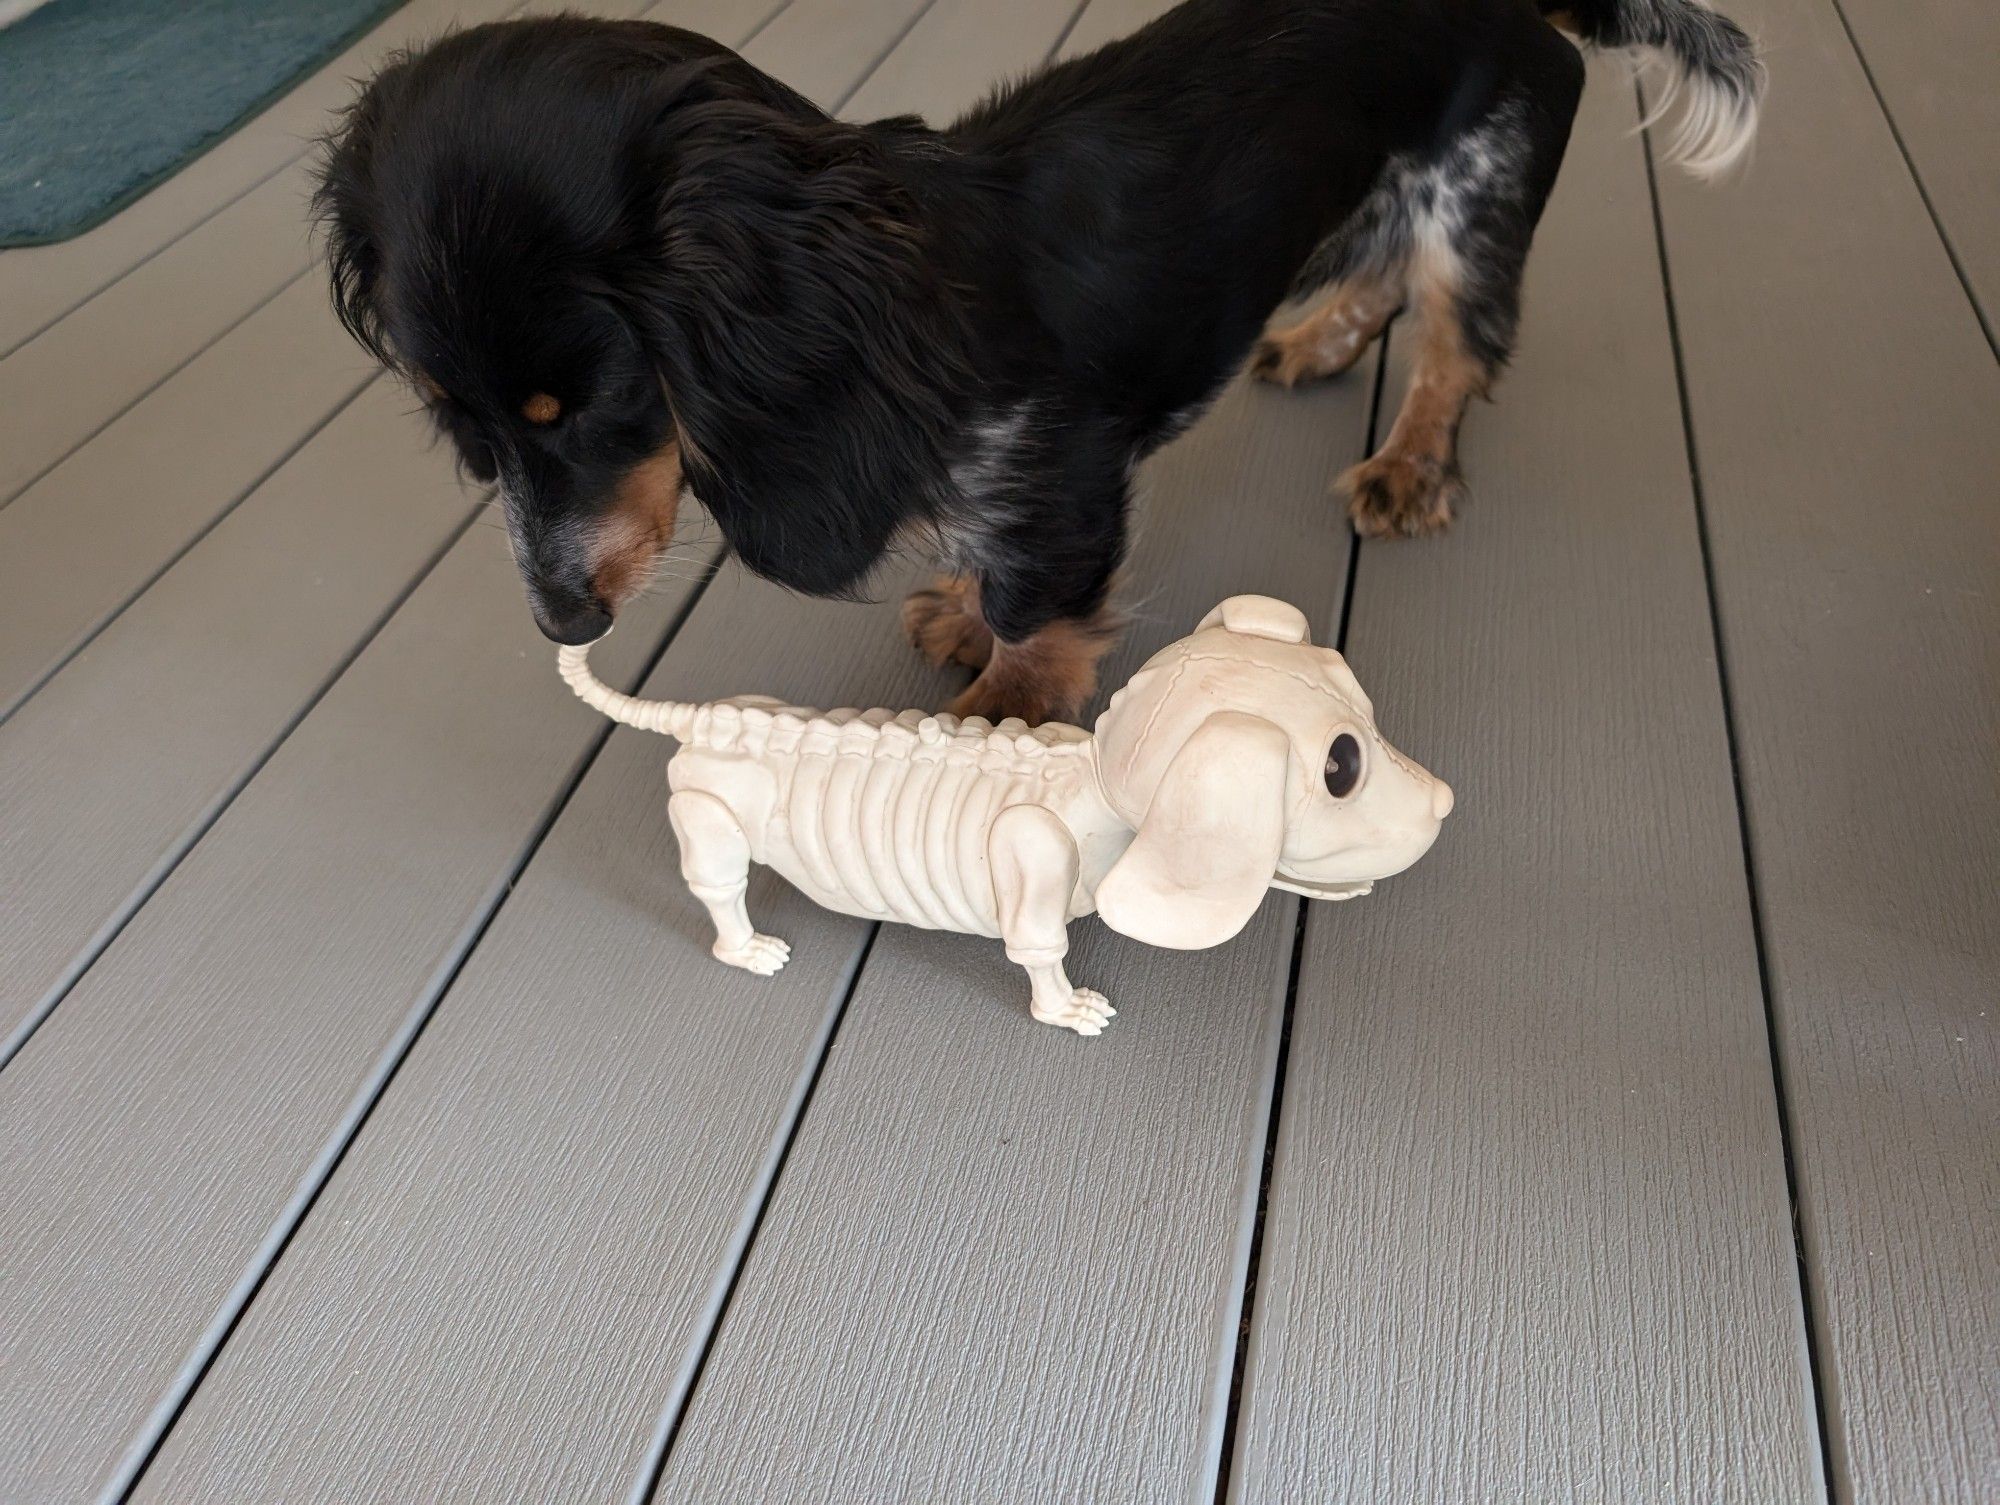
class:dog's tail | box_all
[558,642,699,741]
[1543,0,1766,178]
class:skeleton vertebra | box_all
[561,595,1452,1034]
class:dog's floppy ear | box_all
[1095,712,1291,950]
[619,83,972,599]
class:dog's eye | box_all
[1324,732,1363,799]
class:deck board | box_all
[0,529,687,1501]
[1653,1,2000,1497]
[130,563,929,1504]
[0,276,376,719]
[0,176,325,506]
[653,369,1370,1501]
[1831,0,2000,343]
[0,379,476,1054]
[0,0,1993,1497]
[1230,69,1822,1502]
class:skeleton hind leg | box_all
[668,789,791,976]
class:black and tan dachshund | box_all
[315,0,1763,719]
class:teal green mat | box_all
[0,0,406,248]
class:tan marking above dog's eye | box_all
[521,392,562,425]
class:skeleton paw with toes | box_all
[1031,985,1117,1037]
[712,933,791,976]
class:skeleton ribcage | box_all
[764,744,1051,936]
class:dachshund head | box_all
[313,17,971,643]
[1090,596,1452,949]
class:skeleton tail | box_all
[557,643,700,741]
[1543,0,1767,178]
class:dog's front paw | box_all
[1340,449,1465,539]
[1031,986,1117,1037]
[714,933,791,976]
[902,576,993,670]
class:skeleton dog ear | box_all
[1095,711,1290,950]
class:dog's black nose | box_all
[533,601,613,646]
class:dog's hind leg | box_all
[1339,252,1488,538]
[668,789,790,976]
[1344,60,1583,537]
[1254,166,1412,389]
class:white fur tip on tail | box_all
[1637,50,1766,179]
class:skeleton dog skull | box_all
[560,595,1450,1035]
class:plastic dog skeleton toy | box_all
[560,596,1452,1035]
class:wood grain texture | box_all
[0,275,377,718]
[0,379,480,1053]
[0,0,526,358]
[1654,1,2000,1498]
[1231,69,1823,1502]
[131,558,942,1505]
[0,526,687,1502]
[1831,0,2000,340]
[753,0,934,111]
[0,169,322,505]
[1057,0,1175,54]
[841,0,1085,123]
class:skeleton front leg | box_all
[667,789,790,976]
[989,804,1114,1036]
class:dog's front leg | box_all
[989,803,1113,1036]
[668,789,790,976]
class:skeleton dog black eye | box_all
[1324,732,1363,799]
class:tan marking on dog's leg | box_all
[589,441,683,609]
[1340,257,1485,539]
[949,607,1120,725]
[1253,278,1401,388]
[902,573,994,670]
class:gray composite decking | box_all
[0,0,1992,1501]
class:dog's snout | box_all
[1431,779,1454,821]
[533,599,613,647]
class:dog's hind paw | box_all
[1340,449,1464,539]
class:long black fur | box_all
[314,0,1760,672]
